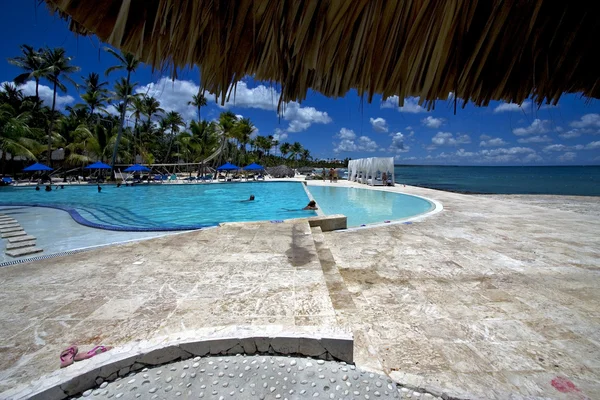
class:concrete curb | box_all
[1,325,353,400]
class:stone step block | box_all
[7,235,36,243]
[6,240,36,250]
[0,226,24,233]
[0,221,18,226]
[1,231,27,238]
[6,247,43,258]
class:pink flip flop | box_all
[60,346,78,368]
[74,345,113,361]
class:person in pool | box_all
[35,185,40,191]
[45,185,52,192]
[241,194,255,202]
[303,200,318,210]
[97,184,102,193]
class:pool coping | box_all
[0,325,353,400]
[304,182,443,231]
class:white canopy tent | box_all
[347,157,394,186]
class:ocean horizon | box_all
[392,165,600,196]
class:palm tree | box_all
[79,72,109,116]
[279,142,291,160]
[300,148,311,165]
[127,94,145,160]
[105,47,140,176]
[188,92,207,121]
[0,104,39,173]
[232,117,254,164]
[289,142,304,167]
[215,111,238,165]
[8,45,46,103]
[143,95,164,124]
[40,47,80,165]
[161,111,185,162]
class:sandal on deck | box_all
[59,346,78,368]
[74,345,113,361]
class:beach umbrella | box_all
[123,164,151,172]
[84,161,111,169]
[243,162,264,171]
[23,162,53,171]
[216,162,240,171]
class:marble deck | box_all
[1,181,599,399]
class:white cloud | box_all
[135,78,331,131]
[389,132,409,153]
[1,80,74,109]
[333,128,378,153]
[512,119,551,136]
[136,77,200,122]
[429,132,471,148]
[517,135,552,144]
[282,102,331,132]
[523,153,543,162]
[272,129,288,142]
[480,136,507,147]
[570,114,600,128]
[421,116,444,129]
[381,96,427,113]
[543,144,570,152]
[493,100,530,113]
[558,152,576,162]
[369,117,388,133]
[559,130,581,139]
[455,148,476,157]
[586,141,600,150]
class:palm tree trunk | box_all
[35,78,40,105]
[197,105,201,121]
[47,80,58,166]
[110,71,130,179]
[163,125,175,163]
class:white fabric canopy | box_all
[347,157,394,186]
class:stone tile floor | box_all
[1,182,599,399]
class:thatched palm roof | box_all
[42,0,600,109]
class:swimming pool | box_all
[0,182,435,230]
[0,182,316,230]
[308,185,434,227]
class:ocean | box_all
[393,166,600,196]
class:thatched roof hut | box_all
[42,1,600,108]
[266,165,294,178]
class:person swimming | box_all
[35,185,40,191]
[303,200,318,210]
[45,185,52,192]
[241,194,255,202]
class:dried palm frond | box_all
[41,0,600,109]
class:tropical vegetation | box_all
[0,44,345,179]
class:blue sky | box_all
[1,4,599,165]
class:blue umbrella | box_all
[243,162,264,171]
[216,162,240,171]
[84,161,112,169]
[23,162,53,171]
[123,164,151,172]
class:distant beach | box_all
[394,165,600,196]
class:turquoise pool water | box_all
[0,182,435,230]
[308,185,434,227]
[0,182,316,230]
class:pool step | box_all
[1,231,27,238]
[0,221,18,227]
[1,226,24,234]
[5,246,43,258]
[7,235,36,243]
[0,218,16,224]
[6,240,36,250]
[0,223,21,230]
[311,226,356,312]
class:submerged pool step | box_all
[0,223,21,230]
[1,231,26,238]
[5,240,36,250]
[5,246,43,258]
[7,235,36,243]
[0,226,24,234]
[0,221,18,227]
